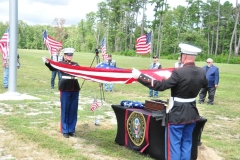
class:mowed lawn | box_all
[0,49,239,160]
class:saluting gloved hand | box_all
[42,57,49,63]
[132,68,141,79]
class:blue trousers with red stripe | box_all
[60,91,79,134]
[165,122,196,160]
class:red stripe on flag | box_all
[47,59,174,84]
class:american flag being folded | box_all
[91,98,99,111]
[47,59,174,84]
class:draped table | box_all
[112,105,207,160]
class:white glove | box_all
[42,57,49,63]
[132,67,141,79]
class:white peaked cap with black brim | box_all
[62,48,75,56]
[179,43,201,55]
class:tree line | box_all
[0,0,239,63]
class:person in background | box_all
[50,48,63,89]
[198,58,219,105]
[104,54,116,92]
[2,53,20,89]
[43,48,80,138]
[132,43,208,160]
[174,56,183,68]
[148,55,162,98]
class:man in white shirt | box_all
[50,48,63,89]
[174,57,183,68]
[148,55,162,97]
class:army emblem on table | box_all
[127,112,146,146]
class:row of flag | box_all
[1,28,152,61]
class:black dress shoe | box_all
[69,132,76,137]
[207,102,213,105]
[63,133,69,138]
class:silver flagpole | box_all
[6,0,20,95]
[0,0,39,100]
[150,30,153,63]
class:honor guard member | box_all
[43,48,80,138]
[132,43,208,160]
[50,48,63,89]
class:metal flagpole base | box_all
[0,92,40,101]
[3,91,21,96]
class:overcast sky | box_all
[0,0,237,26]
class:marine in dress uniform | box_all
[132,43,208,160]
[43,48,80,138]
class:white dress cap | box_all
[63,48,75,53]
[179,43,201,55]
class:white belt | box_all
[167,97,196,113]
[174,97,196,103]
[62,76,78,79]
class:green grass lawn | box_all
[0,49,239,160]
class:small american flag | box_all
[101,38,108,60]
[0,28,9,61]
[43,30,62,55]
[135,31,152,54]
[91,98,99,112]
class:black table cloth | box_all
[112,105,207,160]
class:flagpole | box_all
[150,30,153,63]
[5,0,20,96]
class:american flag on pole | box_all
[43,30,62,55]
[101,38,108,60]
[91,98,99,111]
[135,31,152,54]
[0,28,9,61]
